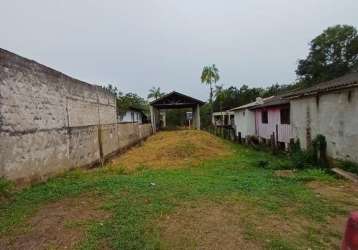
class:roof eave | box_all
[285,82,358,100]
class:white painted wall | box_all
[233,108,256,138]
[291,88,358,162]
[118,110,143,124]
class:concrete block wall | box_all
[291,88,358,163]
[0,49,152,182]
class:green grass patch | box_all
[0,140,346,249]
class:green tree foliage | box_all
[147,87,165,100]
[296,25,358,86]
[201,64,220,111]
[102,84,148,111]
[165,109,191,128]
[117,93,148,111]
[102,84,122,97]
[211,83,297,112]
[200,103,213,128]
[211,80,290,115]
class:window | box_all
[261,110,268,124]
[280,107,290,124]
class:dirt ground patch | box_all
[307,181,358,210]
[112,130,232,170]
[0,193,110,250]
[306,180,358,243]
[158,201,262,250]
[157,198,346,250]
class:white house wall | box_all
[291,88,358,162]
[119,111,143,124]
[234,109,255,138]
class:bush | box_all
[340,161,358,175]
[257,160,270,168]
[312,134,328,167]
[0,177,14,200]
[290,135,328,169]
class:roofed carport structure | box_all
[149,91,205,132]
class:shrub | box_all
[257,160,270,168]
[290,135,328,169]
[0,177,14,200]
[340,161,358,175]
[312,134,328,167]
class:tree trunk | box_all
[210,83,213,116]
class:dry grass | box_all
[158,200,262,250]
[111,130,232,171]
[157,198,344,250]
[0,193,110,250]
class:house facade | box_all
[230,97,273,140]
[118,107,147,124]
[212,111,235,127]
[284,73,358,162]
[251,97,293,148]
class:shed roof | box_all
[230,96,274,111]
[150,91,205,109]
[250,96,289,110]
[283,72,358,99]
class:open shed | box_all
[149,91,205,132]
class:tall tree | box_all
[102,84,122,97]
[117,92,147,111]
[201,64,220,113]
[147,86,165,100]
[296,25,358,86]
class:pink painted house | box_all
[250,97,293,148]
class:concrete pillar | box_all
[150,106,156,133]
[150,106,160,133]
[192,107,196,129]
[193,104,201,130]
[162,111,167,128]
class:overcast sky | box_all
[1,0,357,101]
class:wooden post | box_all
[275,124,279,147]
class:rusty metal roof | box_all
[250,96,289,109]
[230,96,275,111]
[283,72,358,99]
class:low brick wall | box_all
[0,49,152,182]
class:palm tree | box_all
[201,64,220,113]
[147,87,164,100]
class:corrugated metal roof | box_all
[283,72,358,99]
[230,96,275,111]
[250,96,289,109]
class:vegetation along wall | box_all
[0,49,152,182]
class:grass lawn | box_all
[0,130,357,249]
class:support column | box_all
[150,106,160,133]
[150,106,156,133]
[162,111,167,128]
[193,104,201,130]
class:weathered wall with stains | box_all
[0,49,152,181]
[290,88,358,163]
